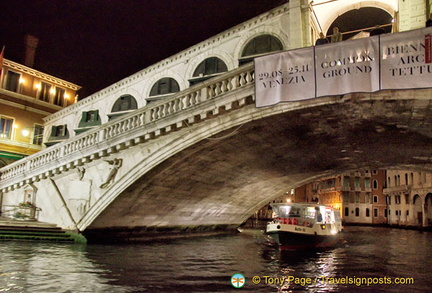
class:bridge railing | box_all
[0,63,255,187]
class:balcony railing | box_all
[0,63,255,187]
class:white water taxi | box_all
[266,203,343,250]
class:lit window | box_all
[0,116,14,139]
[4,70,21,92]
[38,82,52,102]
[53,87,66,106]
[32,124,44,145]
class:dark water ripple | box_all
[0,226,431,292]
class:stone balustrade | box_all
[0,64,255,190]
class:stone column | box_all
[398,0,428,31]
[289,0,311,49]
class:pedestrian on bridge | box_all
[331,27,342,43]
[315,32,329,46]
[426,13,432,27]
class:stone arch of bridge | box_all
[77,90,432,234]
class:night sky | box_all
[0,0,285,99]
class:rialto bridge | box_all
[1,0,432,242]
[0,62,431,241]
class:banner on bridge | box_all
[255,27,432,107]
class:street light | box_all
[22,129,30,137]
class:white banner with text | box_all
[255,27,432,107]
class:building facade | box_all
[371,169,387,224]
[0,57,80,167]
[340,170,373,224]
[254,169,432,228]
[384,170,432,227]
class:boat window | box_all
[272,205,288,218]
[272,205,303,218]
[304,207,316,219]
[279,206,290,217]
[325,209,334,223]
[334,210,341,222]
[288,206,300,217]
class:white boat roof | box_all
[270,202,333,209]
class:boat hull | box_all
[266,203,344,250]
[267,230,341,250]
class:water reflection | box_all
[0,227,431,292]
[0,242,131,292]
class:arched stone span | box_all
[80,89,432,241]
[1,63,432,241]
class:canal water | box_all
[0,226,431,292]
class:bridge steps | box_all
[0,219,80,242]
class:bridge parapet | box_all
[0,64,255,191]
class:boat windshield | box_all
[271,204,337,224]
[272,205,300,218]
[272,204,316,219]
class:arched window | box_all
[108,95,138,120]
[150,78,180,97]
[193,57,227,77]
[239,34,283,65]
[366,208,370,217]
[355,208,360,217]
[111,95,138,113]
[344,207,349,217]
[190,57,228,86]
[373,179,378,189]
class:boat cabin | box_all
[270,203,341,228]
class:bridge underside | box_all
[84,96,432,242]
